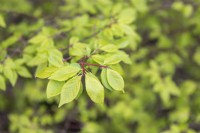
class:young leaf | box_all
[48,49,64,67]
[70,43,91,57]
[107,69,124,92]
[59,76,82,107]
[46,80,65,98]
[3,67,18,86]
[0,14,6,28]
[0,75,6,91]
[0,64,3,73]
[91,55,105,64]
[104,54,122,65]
[16,66,32,78]
[100,69,114,91]
[100,44,118,53]
[111,24,124,37]
[85,73,104,104]
[28,53,48,66]
[49,65,81,81]
[118,8,136,24]
[28,34,47,44]
[103,28,113,39]
[75,83,83,100]
[36,66,58,79]
[117,51,132,64]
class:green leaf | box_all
[75,83,83,100]
[70,43,91,57]
[103,28,113,39]
[0,14,6,28]
[104,54,122,65]
[100,69,114,91]
[107,69,124,92]
[91,55,105,64]
[46,80,64,98]
[28,53,48,66]
[16,66,32,78]
[0,64,3,73]
[4,58,16,69]
[48,49,64,67]
[0,75,6,91]
[3,67,18,86]
[28,34,47,44]
[49,65,81,81]
[100,44,118,53]
[85,73,104,104]
[118,8,136,24]
[111,24,124,37]
[36,66,58,79]
[2,33,21,48]
[193,48,200,65]
[59,76,82,107]
[117,51,132,64]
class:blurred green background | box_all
[0,0,200,133]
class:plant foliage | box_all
[0,0,200,133]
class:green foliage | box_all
[0,0,200,133]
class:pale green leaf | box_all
[0,14,6,28]
[2,33,21,48]
[70,43,91,57]
[100,44,118,53]
[193,48,200,65]
[59,76,82,107]
[3,67,18,86]
[15,59,26,66]
[16,66,32,78]
[101,69,114,91]
[36,66,58,79]
[111,24,124,37]
[118,8,136,24]
[0,75,6,91]
[69,37,79,44]
[103,28,113,39]
[28,53,48,66]
[4,58,16,69]
[117,51,132,64]
[49,65,81,81]
[91,55,105,64]
[75,83,83,100]
[104,54,122,65]
[48,49,64,67]
[47,80,64,98]
[0,64,3,73]
[28,34,47,44]
[85,73,104,104]
[107,69,124,92]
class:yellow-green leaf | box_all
[101,69,114,91]
[48,49,64,67]
[85,73,104,104]
[49,65,81,81]
[100,44,118,53]
[17,66,32,78]
[104,54,122,65]
[0,75,6,91]
[91,55,105,64]
[3,67,18,86]
[107,69,124,92]
[0,14,6,28]
[59,76,82,107]
[36,66,58,79]
[47,80,64,98]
